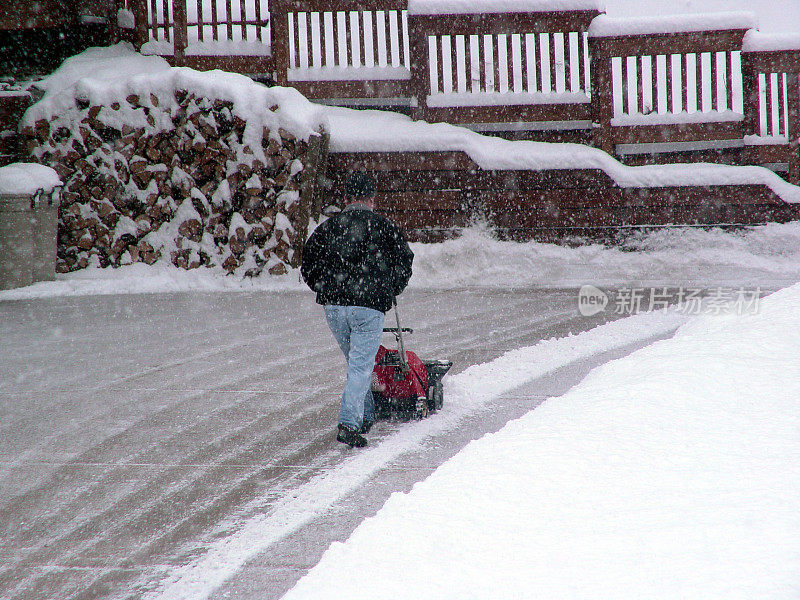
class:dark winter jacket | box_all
[300,205,414,313]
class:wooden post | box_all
[270,1,289,86]
[788,72,799,185]
[408,15,428,121]
[131,0,149,49]
[590,38,614,155]
[741,53,759,138]
[173,0,188,66]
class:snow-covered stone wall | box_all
[20,67,327,276]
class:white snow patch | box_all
[602,0,798,36]
[2,222,800,301]
[117,8,135,30]
[611,109,743,126]
[743,30,800,52]
[140,40,175,57]
[34,43,171,99]
[427,90,590,107]
[589,11,757,38]
[408,0,604,15]
[287,66,411,82]
[0,163,62,196]
[283,282,800,600]
[185,40,272,57]
[744,134,790,146]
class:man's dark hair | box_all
[345,172,376,199]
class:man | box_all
[301,172,414,448]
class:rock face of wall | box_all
[22,85,320,276]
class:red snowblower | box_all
[372,301,452,420]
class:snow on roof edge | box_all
[588,11,758,38]
[408,0,604,16]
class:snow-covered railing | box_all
[135,0,273,73]
[742,32,800,182]
[122,0,800,182]
[407,3,601,130]
[270,0,413,107]
[588,13,755,157]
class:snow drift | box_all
[282,282,800,600]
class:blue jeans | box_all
[324,305,385,431]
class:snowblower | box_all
[372,301,452,420]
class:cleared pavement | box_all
[0,288,664,599]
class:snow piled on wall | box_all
[322,107,800,204]
[588,11,757,37]
[0,163,61,196]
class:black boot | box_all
[337,424,368,448]
[360,420,374,434]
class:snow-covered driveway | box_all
[1,287,651,600]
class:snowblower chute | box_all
[371,301,452,419]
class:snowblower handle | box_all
[392,299,410,374]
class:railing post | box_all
[110,0,122,43]
[788,73,800,184]
[270,1,289,86]
[741,53,759,138]
[173,0,188,66]
[589,38,614,155]
[408,15,428,122]
[131,0,149,50]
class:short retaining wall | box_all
[0,187,60,290]
[326,151,800,242]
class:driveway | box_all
[0,288,668,600]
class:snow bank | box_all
[408,221,800,289]
[3,221,800,301]
[283,282,800,600]
[0,163,61,196]
[408,0,603,15]
[588,11,757,37]
[323,107,800,203]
